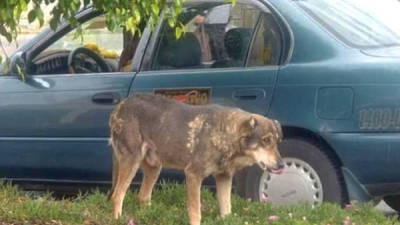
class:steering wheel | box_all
[68,47,111,74]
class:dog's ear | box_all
[239,116,257,136]
[272,120,283,142]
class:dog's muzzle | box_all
[259,159,285,174]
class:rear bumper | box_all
[323,132,400,201]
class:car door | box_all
[0,11,139,183]
[130,1,284,182]
[132,0,283,113]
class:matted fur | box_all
[109,94,283,225]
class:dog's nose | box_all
[277,159,285,170]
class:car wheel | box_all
[383,195,400,212]
[236,138,347,206]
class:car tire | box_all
[383,195,400,212]
[235,138,347,206]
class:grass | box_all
[0,182,398,225]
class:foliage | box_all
[0,182,398,225]
[0,0,204,64]
[0,0,185,39]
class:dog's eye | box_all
[263,137,272,145]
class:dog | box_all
[108,94,284,225]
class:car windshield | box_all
[295,0,400,48]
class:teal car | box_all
[2,0,400,210]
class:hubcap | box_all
[259,157,323,206]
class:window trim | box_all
[245,11,284,67]
[259,0,294,66]
[245,13,262,67]
[139,11,167,71]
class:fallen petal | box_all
[345,204,353,210]
[128,219,136,225]
[268,215,280,221]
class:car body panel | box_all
[267,0,400,199]
[131,68,277,114]
[0,73,136,181]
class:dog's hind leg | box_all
[110,119,145,219]
[215,173,233,217]
[138,159,162,206]
[111,153,141,219]
[185,171,203,225]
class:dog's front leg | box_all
[215,173,233,217]
[185,172,203,225]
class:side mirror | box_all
[5,51,53,88]
[8,51,27,78]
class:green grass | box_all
[0,182,398,225]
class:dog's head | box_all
[239,115,284,173]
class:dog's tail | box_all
[110,104,124,139]
[109,99,127,147]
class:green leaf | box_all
[50,18,58,30]
[126,17,135,30]
[168,17,176,28]
[69,17,78,28]
[175,26,182,39]
[36,9,45,27]
[16,64,26,82]
[19,0,27,11]
[0,56,2,64]
[134,8,141,23]
[13,6,22,20]
[151,4,160,16]
[27,10,37,23]
[0,26,12,43]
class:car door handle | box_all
[232,89,266,101]
[92,92,121,105]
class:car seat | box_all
[155,33,202,70]
[211,28,252,68]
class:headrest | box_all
[224,28,252,60]
[157,33,201,68]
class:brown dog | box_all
[109,94,283,225]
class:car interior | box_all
[152,3,258,70]
[29,16,128,75]
[152,2,281,70]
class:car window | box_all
[295,0,400,48]
[31,16,135,75]
[151,3,261,70]
[247,13,282,66]
[47,16,123,55]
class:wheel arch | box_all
[282,126,344,167]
